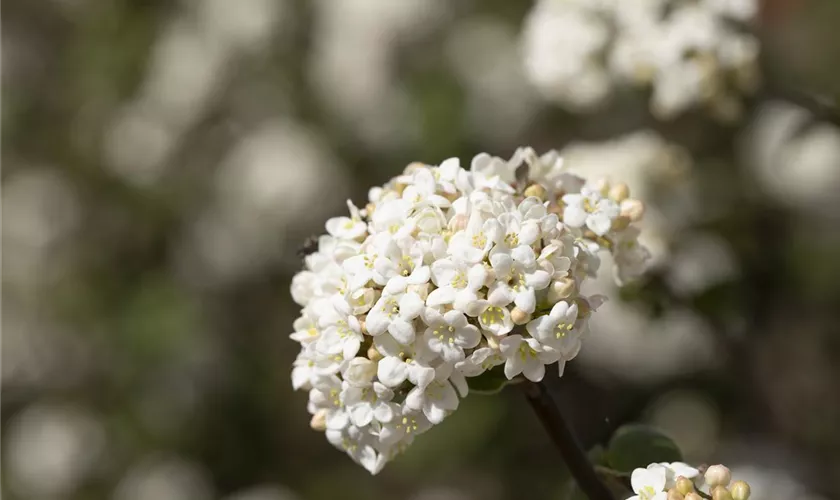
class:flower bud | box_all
[609,182,630,202]
[704,465,731,488]
[310,410,327,431]
[448,214,468,232]
[667,489,684,500]
[365,203,376,216]
[524,183,547,201]
[676,477,695,495]
[611,215,631,231]
[591,178,610,196]
[729,481,750,500]
[359,318,368,334]
[548,278,575,302]
[511,307,531,325]
[712,486,733,500]
[548,201,565,215]
[620,199,645,222]
[685,493,703,500]
[367,345,383,362]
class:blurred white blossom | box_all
[522,0,760,119]
[729,465,825,500]
[446,17,538,145]
[5,404,106,498]
[113,455,214,500]
[2,167,81,291]
[181,120,347,285]
[309,0,448,149]
[223,485,301,500]
[104,0,283,186]
[745,101,840,215]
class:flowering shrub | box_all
[522,0,760,119]
[289,149,650,473]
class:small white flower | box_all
[405,366,460,424]
[486,249,551,314]
[425,258,486,311]
[291,350,317,390]
[658,462,700,488]
[563,186,620,236]
[421,309,481,362]
[342,357,378,387]
[366,279,425,345]
[455,347,505,377]
[628,465,668,500]
[341,381,398,427]
[448,208,500,264]
[309,375,350,431]
[526,301,580,353]
[317,315,364,360]
[377,410,432,446]
[499,334,561,382]
[376,355,435,389]
[476,301,515,337]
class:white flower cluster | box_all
[629,462,700,500]
[629,463,752,500]
[289,149,649,473]
[522,0,760,119]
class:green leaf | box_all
[466,367,516,395]
[606,424,683,473]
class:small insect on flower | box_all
[297,235,320,259]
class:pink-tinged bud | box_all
[685,493,703,500]
[367,345,383,362]
[609,182,630,202]
[310,410,327,431]
[712,486,732,500]
[511,307,531,325]
[448,214,468,232]
[667,488,685,500]
[730,481,750,500]
[676,477,695,495]
[620,199,645,221]
[705,465,731,488]
[524,183,547,201]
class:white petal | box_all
[409,364,435,388]
[350,405,374,427]
[523,361,545,382]
[563,205,587,227]
[399,292,424,319]
[526,270,551,290]
[405,386,424,411]
[407,266,431,285]
[467,264,487,291]
[431,259,457,286]
[588,213,613,236]
[519,222,540,246]
[388,319,415,345]
[377,357,408,387]
[511,245,536,267]
[426,286,456,307]
[514,289,536,314]
[365,308,389,335]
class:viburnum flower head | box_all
[289,148,649,473]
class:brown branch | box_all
[521,380,615,500]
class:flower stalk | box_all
[521,380,614,500]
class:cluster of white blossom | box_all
[522,0,760,119]
[289,149,649,473]
[629,463,752,500]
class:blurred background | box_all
[3,0,840,499]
